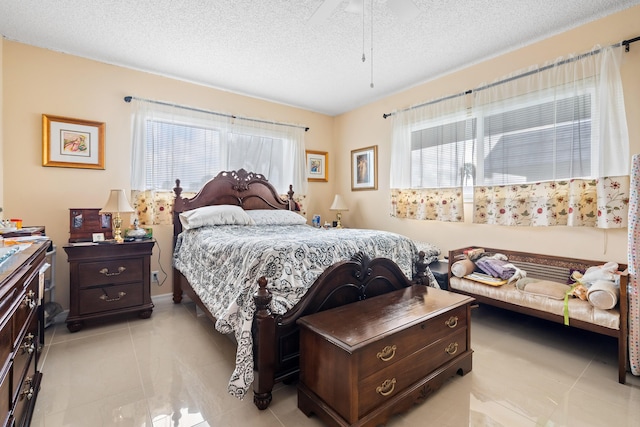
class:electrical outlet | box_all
[151,271,159,284]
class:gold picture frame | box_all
[306,150,328,182]
[351,145,378,191]
[42,114,105,169]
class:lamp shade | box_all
[100,189,135,214]
[330,194,349,211]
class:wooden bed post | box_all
[413,251,429,286]
[173,179,185,303]
[253,276,276,410]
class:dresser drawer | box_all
[78,283,144,315]
[12,354,36,427]
[357,328,468,417]
[78,258,143,287]
[12,283,38,345]
[0,369,9,427]
[12,315,38,404]
[358,305,468,379]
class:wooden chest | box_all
[297,285,474,427]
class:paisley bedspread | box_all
[173,224,439,399]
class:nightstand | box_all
[63,240,154,332]
[428,259,449,290]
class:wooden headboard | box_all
[172,169,297,238]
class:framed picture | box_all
[42,114,105,169]
[306,150,328,182]
[351,145,378,191]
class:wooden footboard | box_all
[252,252,422,410]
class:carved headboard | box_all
[172,169,297,238]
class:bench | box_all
[447,247,628,384]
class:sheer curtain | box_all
[130,99,307,225]
[390,94,469,222]
[472,45,629,228]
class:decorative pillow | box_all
[517,279,571,300]
[246,209,307,225]
[179,205,255,229]
[451,259,475,278]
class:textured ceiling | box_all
[1,0,639,116]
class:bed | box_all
[171,169,439,409]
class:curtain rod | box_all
[123,96,309,132]
[382,35,640,119]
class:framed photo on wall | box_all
[351,145,377,191]
[306,150,328,182]
[42,114,105,169]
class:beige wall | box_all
[2,6,639,312]
[1,41,334,309]
[333,5,640,264]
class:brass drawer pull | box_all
[445,316,458,328]
[99,291,126,302]
[377,345,397,362]
[445,342,459,355]
[21,334,35,354]
[23,290,37,309]
[99,266,126,276]
[21,377,34,400]
[376,378,396,396]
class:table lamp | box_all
[329,194,349,229]
[100,189,135,243]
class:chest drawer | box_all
[357,329,467,417]
[78,258,143,287]
[78,282,144,315]
[358,305,467,379]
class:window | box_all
[145,119,222,192]
[131,99,307,196]
[479,92,592,186]
[408,91,593,193]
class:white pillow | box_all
[179,205,255,229]
[246,209,307,225]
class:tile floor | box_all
[31,295,640,426]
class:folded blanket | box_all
[587,279,619,310]
[476,257,516,280]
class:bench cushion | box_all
[450,276,620,330]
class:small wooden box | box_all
[69,208,113,242]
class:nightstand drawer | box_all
[78,283,144,315]
[78,258,143,287]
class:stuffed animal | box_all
[570,262,619,286]
[569,262,619,300]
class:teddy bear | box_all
[569,262,619,300]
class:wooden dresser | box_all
[64,240,154,332]
[0,240,48,427]
[297,285,474,427]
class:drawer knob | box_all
[99,266,126,276]
[377,345,397,362]
[99,291,127,302]
[376,378,396,397]
[23,291,37,309]
[445,316,459,328]
[21,378,34,400]
[445,342,459,355]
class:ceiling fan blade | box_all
[308,0,344,26]
[387,0,420,22]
